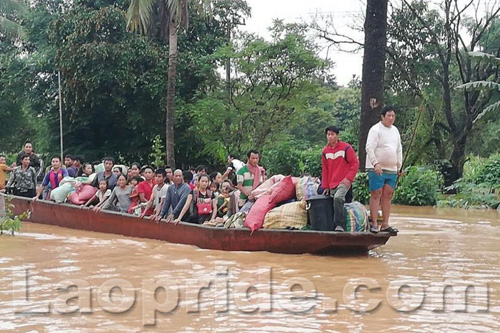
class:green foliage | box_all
[149,135,165,168]
[394,166,443,206]
[352,172,370,204]
[262,142,303,176]
[438,154,500,209]
[475,154,500,188]
[0,197,26,235]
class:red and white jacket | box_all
[321,141,359,189]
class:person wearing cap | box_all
[321,126,359,232]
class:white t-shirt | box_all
[153,183,169,208]
[365,122,403,172]
[230,159,245,172]
[97,189,111,202]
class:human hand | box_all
[32,196,37,202]
[173,218,181,225]
[322,188,330,195]
[374,164,382,176]
[165,214,174,223]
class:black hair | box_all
[325,126,340,135]
[141,165,153,172]
[103,157,115,164]
[196,165,206,173]
[51,155,62,162]
[131,162,141,169]
[0,154,5,159]
[155,168,167,177]
[98,179,108,186]
[117,173,127,181]
[209,171,218,182]
[64,154,74,160]
[211,181,220,190]
[381,105,396,116]
[19,153,30,160]
[247,149,260,158]
[129,175,143,184]
[165,165,172,170]
[24,140,32,146]
[228,153,237,159]
[222,179,232,186]
[82,162,94,174]
[74,155,84,163]
[183,170,193,182]
[198,173,210,182]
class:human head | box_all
[155,168,166,185]
[227,153,237,163]
[51,156,62,170]
[182,170,192,184]
[103,157,114,172]
[143,166,154,180]
[64,154,74,167]
[172,169,184,185]
[23,141,33,154]
[82,163,94,176]
[128,175,142,186]
[165,166,173,182]
[117,174,127,187]
[209,171,222,183]
[0,154,6,164]
[198,174,210,190]
[196,165,207,175]
[130,162,141,177]
[325,126,340,145]
[221,179,232,193]
[73,155,83,168]
[112,166,122,177]
[20,153,30,167]
[380,105,396,127]
[247,149,260,167]
[99,179,108,191]
[210,181,219,192]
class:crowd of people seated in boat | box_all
[2,145,268,227]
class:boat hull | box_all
[3,194,396,254]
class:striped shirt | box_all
[237,165,264,206]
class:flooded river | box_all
[1,206,499,331]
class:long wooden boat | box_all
[3,193,396,254]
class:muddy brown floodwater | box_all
[0,205,499,332]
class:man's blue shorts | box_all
[368,170,397,191]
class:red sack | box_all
[68,185,97,205]
[269,176,296,205]
[245,194,276,233]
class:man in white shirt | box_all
[365,105,403,234]
[140,169,169,219]
[222,154,245,186]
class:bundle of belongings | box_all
[237,175,368,233]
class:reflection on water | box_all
[0,205,499,331]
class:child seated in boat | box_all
[84,179,110,211]
[216,180,232,218]
[127,176,143,215]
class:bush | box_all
[353,172,370,204]
[475,154,500,190]
[394,166,443,206]
[263,142,303,176]
[299,147,322,177]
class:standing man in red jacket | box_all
[321,126,360,232]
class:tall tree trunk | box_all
[166,25,178,168]
[358,0,388,171]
